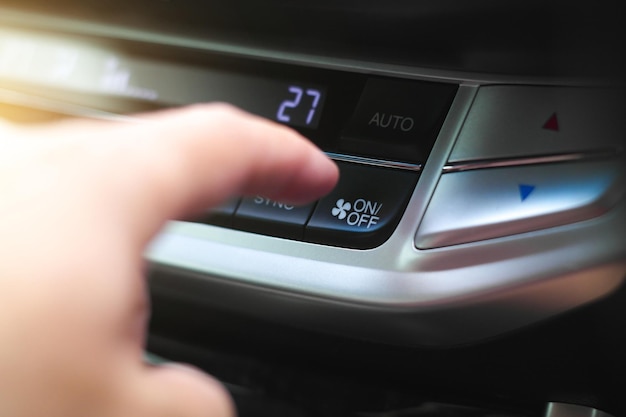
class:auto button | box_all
[306,162,419,249]
[340,78,457,163]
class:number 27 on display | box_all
[276,85,322,126]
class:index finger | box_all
[45,103,338,248]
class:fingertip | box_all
[284,151,339,205]
[308,149,340,190]
[161,104,339,207]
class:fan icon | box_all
[331,199,351,220]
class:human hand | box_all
[0,104,338,417]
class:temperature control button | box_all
[306,162,419,249]
[415,158,625,249]
[449,86,625,163]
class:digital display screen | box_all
[275,85,325,128]
[0,29,327,129]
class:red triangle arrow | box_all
[543,112,559,131]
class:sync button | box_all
[234,196,316,240]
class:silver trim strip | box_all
[0,88,140,123]
[443,150,621,173]
[545,402,615,417]
[325,152,422,171]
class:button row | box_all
[198,162,419,249]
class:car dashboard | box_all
[0,1,625,416]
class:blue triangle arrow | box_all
[519,184,536,202]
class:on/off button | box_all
[305,162,419,249]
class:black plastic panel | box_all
[2,0,625,78]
